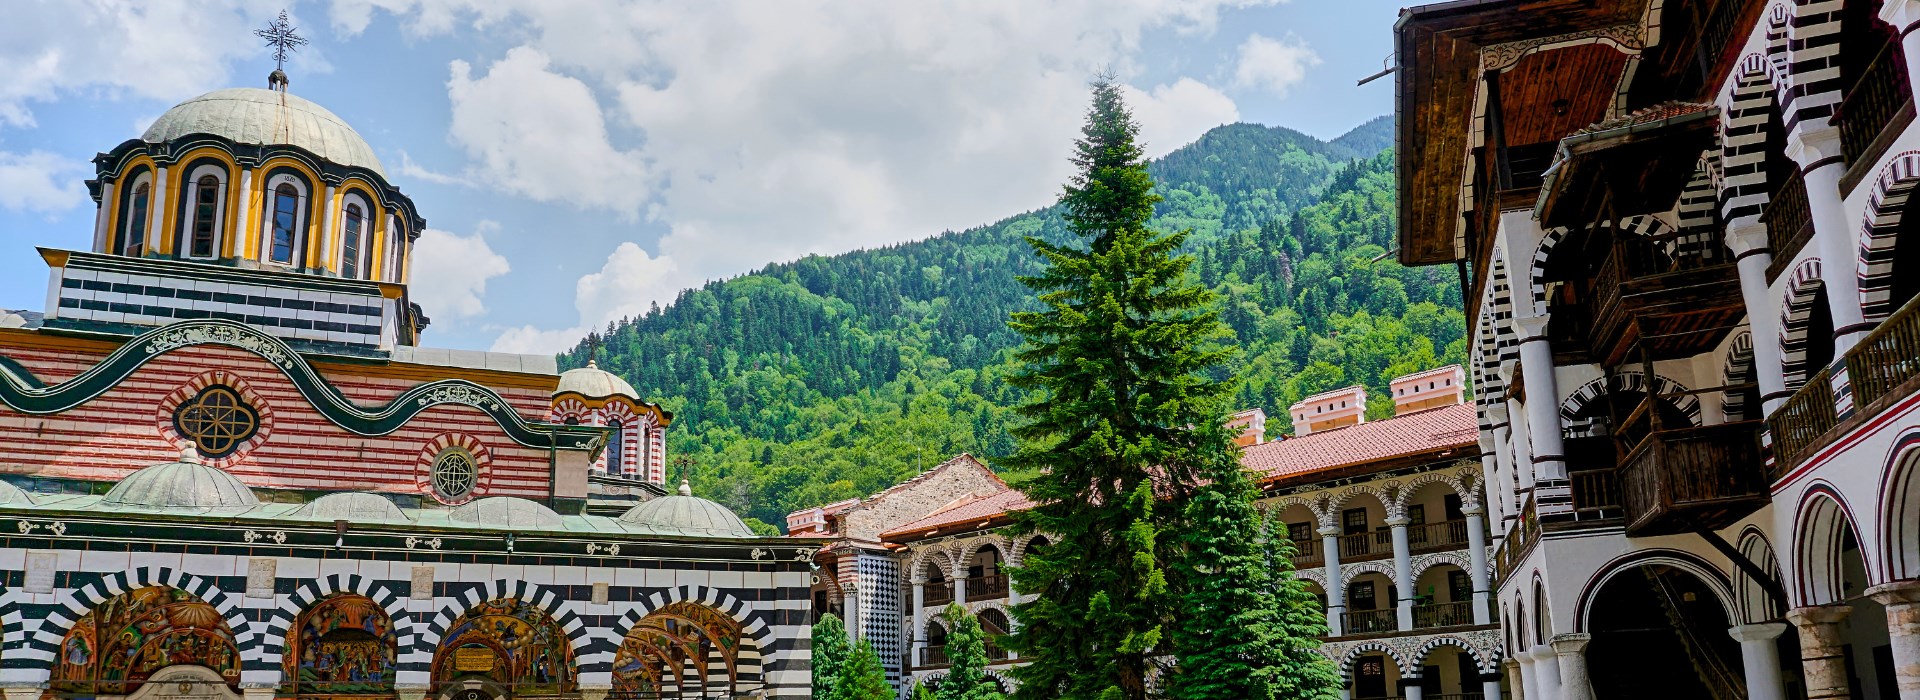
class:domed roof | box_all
[294,492,411,523]
[618,481,755,537]
[102,449,259,510]
[449,496,564,530]
[142,88,385,176]
[555,361,639,400]
[0,480,33,506]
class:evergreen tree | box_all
[1002,75,1234,700]
[1165,450,1340,699]
[938,605,1006,700]
[912,682,940,700]
[812,614,850,700]
[838,639,893,700]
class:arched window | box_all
[122,180,151,256]
[606,421,625,474]
[341,203,365,279]
[269,183,301,265]
[189,174,221,258]
[391,218,408,281]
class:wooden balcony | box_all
[924,581,954,608]
[1619,421,1767,536]
[1838,41,1915,192]
[1762,171,1813,283]
[1408,519,1470,554]
[1587,235,1744,367]
[1772,294,1920,476]
[965,573,1008,602]
[1340,530,1394,561]
[1342,609,1398,635]
[1292,537,1323,568]
[1413,601,1474,629]
[1768,366,1836,478]
[1848,293,1920,411]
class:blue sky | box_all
[0,0,1402,353]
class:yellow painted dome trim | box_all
[550,392,674,426]
[254,156,325,271]
[155,147,240,260]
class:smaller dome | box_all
[295,492,411,523]
[449,496,564,530]
[618,480,756,537]
[0,480,33,506]
[555,361,639,400]
[103,448,259,510]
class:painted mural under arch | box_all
[284,594,398,699]
[51,586,242,696]
[431,599,575,697]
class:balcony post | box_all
[1727,224,1791,414]
[1401,678,1425,700]
[1464,505,1493,624]
[1786,126,1870,356]
[1551,633,1594,700]
[1883,0,1920,101]
[1484,669,1507,700]
[1503,395,1537,490]
[1515,647,1541,700]
[950,563,968,607]
[1481,435,1511,532]
[1728,622,1790,700]
[1504,658,1527,700]
[1512,316,1566,481]
[843,581,861,642]
[1787,604,1855,699]
[1388,515,1415,630]
[1321,524,1345,636]
[911,577,927,667]
[1866,580,1920,699]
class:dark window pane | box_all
[271,185,299,264]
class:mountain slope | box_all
[562,117,1464,529]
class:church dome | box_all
[295,492,411,523]
[618,481,756,537]
[142,88,385,176]
[102,449,260,510]
[448,496,564,530]
[555,361,639,400]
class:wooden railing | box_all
[966,573,1008,601]
[1848,293,1920,409]
[1619,422,1767,536]
[1292,537,1323,567]
[1413,601,1474,629]
[1408,519,1470,553]
[1494,498,1540,585]
[1837,41,1912,168]
[1341,530,1394,560]
[925,645,948,666]
[924,581,954,608]
[1342,609,1398,635]
[1762,171,1813,282]
[1768,366,1836,477]
[1570,467,1623,519]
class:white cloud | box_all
[1123,78,1240,159]
[0,151,90,213]
[409,224,511,320]
[488,240,690,354]
[489,324,588,355]
[1232,33,1320,97]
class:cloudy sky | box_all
[0,0,1401,354]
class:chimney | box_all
[785,506,830,535]
[1289,385,1366,436]
[1390,365,1466,416]
[1226,408,1267,447]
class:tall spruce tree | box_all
[1165,451,1341,699]
[938,605,1006,700]
[1002,75,1234,700]
[812,614,850,700]
[838,639,893,700]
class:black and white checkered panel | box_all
[857,552,904,690]
[51,264,392,350]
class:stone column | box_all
[911,577,928,667]
[1529,644,1563,700]
[1322,525,1346,636]
[317,183,339,272]
[1390,515,1414,631]
[1504,396,1538,489]
[1485,671,1508,700]
[1885,0,1920,104]
[1729,622,1791,700]
[1504,657,1527,700]
[951,563,969,605]
[1728,223,1791,414]
[147,165,168,254]
[1516,647,1541,700]
[1512,316,1567,480]
[1551,633,1594,700]
[1788,604,1855,700]
[233,168,253,258]
[1403,679,1425,700]
[1481,444,1510,530]
[1464,505,1493,624]
[843,582,861,642]
[1787,126,1870,354]
[1867,580,1920,700]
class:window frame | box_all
[181,163,228,260]
[341,200,366,279]
[117,171,155,257]
[262,173,310,268]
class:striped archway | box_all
[1721,332,1756,420]
[1527,215,1677,317]
[1779,258,1829,389]
[1857,150,1920,321]
[1558,371,1703,433]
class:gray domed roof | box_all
[0,480,32,506]
[449,496,564,530]
[143,88,385,176]
[295,492,411,523]
[555,361,639,400]
[102,450,259,510]
[618,481,755,537]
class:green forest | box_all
[559,116,1467,532]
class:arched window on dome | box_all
[116,172,154,257]
[390,217,409,282]
[181,164,228,260]
[607,421,625,475]
[341,202,365,279]
[267,181,303,266]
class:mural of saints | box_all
[432,599,576,697]
[284,594,397,699]
[611,602,747,697]
[52,586,241,695]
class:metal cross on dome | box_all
[254,10,307,74]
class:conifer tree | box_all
[938,605,1006,700]
[811,614,850,700]
[1165,450,1340,699]
[838,639,893,700]
[1002,74,1234,700]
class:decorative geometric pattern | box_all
[1857,150,1920,321]
[432,450,478,503]
[1722,332,1755,419]
[415,434,491,505]
[172,385,260,459]
[1778,258,1827,389]
[1557,371,1702,434]
[856,553,903,687]
[155,370,274,467]
[1718,55,1782,224]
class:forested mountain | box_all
[560,119,1466,531]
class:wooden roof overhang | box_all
[1534,103,1721,229]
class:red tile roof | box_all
[1240,403,1478,481]
[880,488,1033,539]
